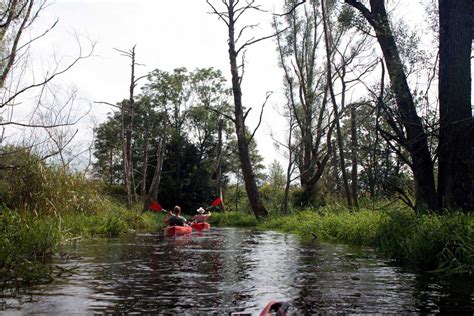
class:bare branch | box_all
[204,105,235,123]
[273,0,306,17]
[206,0,230,26]
[236,27,288,55]
[1,39,96,108]
[247,91,272,145]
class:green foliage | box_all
[260,183,285,214]
[208,211,258,227]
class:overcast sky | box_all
[18,0,428,169]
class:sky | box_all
[13,0,428,170]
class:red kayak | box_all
[191,222,211,230]
[164,225,192,236]
[259,301,290,316]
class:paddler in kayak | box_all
[164,205,190,227]
[192,207,211,223]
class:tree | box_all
[273,0,334,206]
[1,1,95,178]
[437,0,473,211]
[94,67,235,211]
[207,0,271,219]
[322,0,353,208]
[344,0,438,211]
[113,46,147,208]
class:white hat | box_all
[197,207,205,213]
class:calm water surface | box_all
[1,227,473,314]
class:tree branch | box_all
[274,0,306,17]
[247,91,272,146]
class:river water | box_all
[1,227,473,314]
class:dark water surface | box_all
[1,227,473,314]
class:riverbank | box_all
[210,206,474,275]
[2,202,472,286]
[0,205,161,285]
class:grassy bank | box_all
[206,204,473,274]
[257,205,474,274]
[0,205,162,285]
[0,149,164,285]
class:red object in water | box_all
[211,197,222,206]
[149,201,163,212]
[164,225,192,236]
[259,301,290,316]
[191,222,211,230]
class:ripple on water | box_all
[1,227,473,314]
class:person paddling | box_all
[192,207,211,223]
[164,206,189,227]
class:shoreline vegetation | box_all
[1,203,473,286]
[0,151,472,286]
[210,207,474,275]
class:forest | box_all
[0,0,473,313]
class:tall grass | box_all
[0,148,162,285]
[260,205,474,274]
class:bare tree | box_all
[206,0,275,219]
[0,1,95,159]
[114,45,146,209]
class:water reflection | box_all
[1,228,473,314]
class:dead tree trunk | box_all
[207,0,268,219]
[115,45,146,208]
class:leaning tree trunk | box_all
[227,4,267,219]
[438,0,473,212]
[144,135,166,211]
[345,0,438,212]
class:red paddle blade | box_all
[149,201,163,212]
[211,197,222,206]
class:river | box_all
[1,227,473,314]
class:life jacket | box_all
[169,215,186,226]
